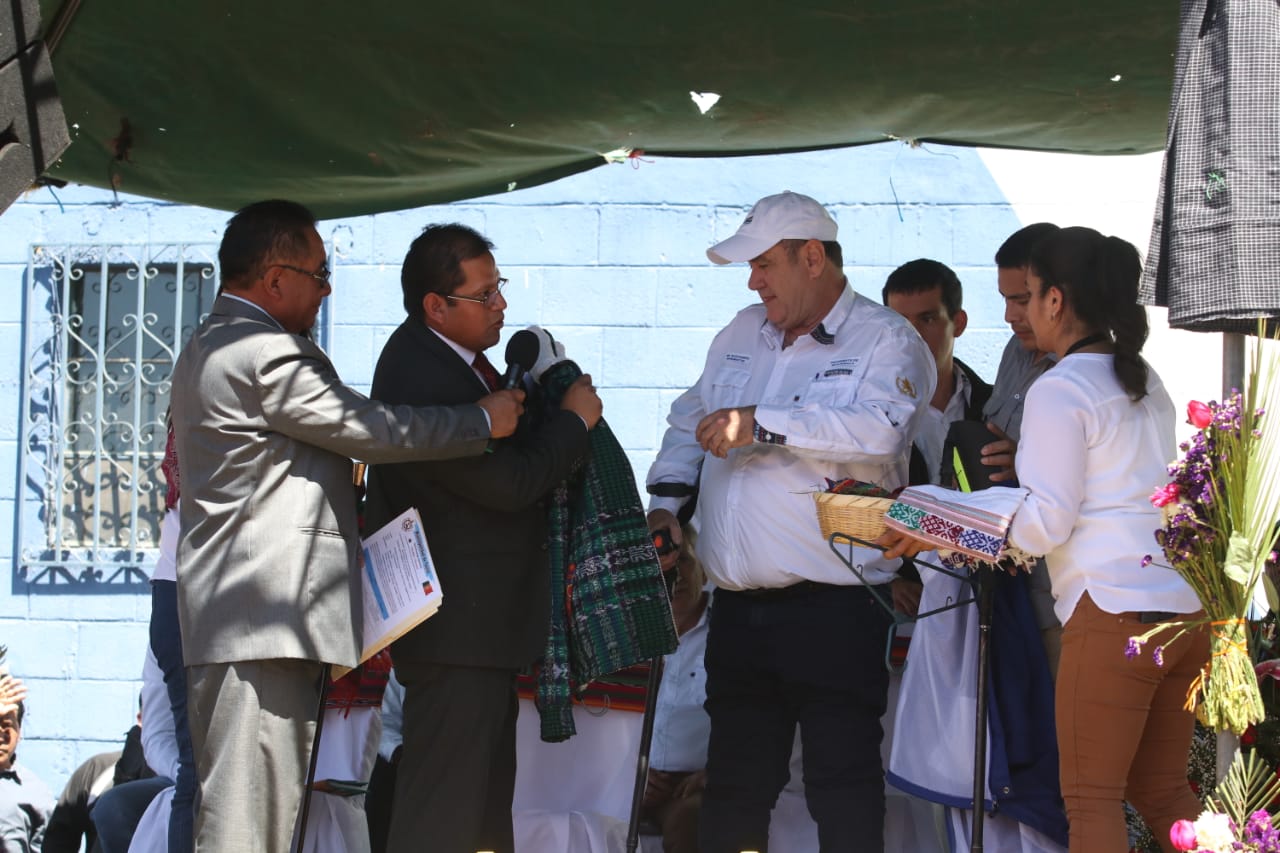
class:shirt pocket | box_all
[801,371,857,408]
[707,367,752,410]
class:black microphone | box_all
[502,329,540,390]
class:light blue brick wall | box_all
[0,141,1021,790]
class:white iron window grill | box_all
[18,242,334,588]
[18,244,219,586]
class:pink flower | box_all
[1187,400,1213,429]
[1169,819,1198,851]
[1151,482,1181,508]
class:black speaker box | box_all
[0,0,70,214]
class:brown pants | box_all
[1056,592,1208,852]
[642,771,702,853]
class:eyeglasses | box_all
[445,278,507,309]
[273,263,332,285]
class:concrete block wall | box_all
[0,140,1162,791]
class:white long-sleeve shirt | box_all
[151,506,180,583]
[1009,354,1199,623]
[140,646,180,782]
[648,285,935,589]
[649,595,712,772]
[378,669,404,763]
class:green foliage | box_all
[1207,748,1280,828]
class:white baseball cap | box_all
[707,191,838,265]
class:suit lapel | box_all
[402,321,491,397]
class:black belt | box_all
[1138,610,1177,624]
[727,581,877,601]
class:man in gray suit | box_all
[170,200,523,852]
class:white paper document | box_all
[337,507,443,677]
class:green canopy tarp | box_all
[37,0,1175,218]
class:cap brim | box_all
[706,233,777,265]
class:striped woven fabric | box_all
[326,648,392,713]
[534,360,678,742]
[885,484,1031,563]
[515,661,652,714]
[888,631,911,671]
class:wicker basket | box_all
[812,492,894,543]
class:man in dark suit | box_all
[365,223,601,853]
[171,201,523,852]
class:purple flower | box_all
[1241,808,1280,850]
[1141,554,1154,568]
[1125,637,1142,660]
[1153,645,1165,667]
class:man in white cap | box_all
[646,191,935,852]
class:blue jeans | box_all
[151,579,195,853]
[91,776,174,853]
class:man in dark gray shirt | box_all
[981,222,1062,674]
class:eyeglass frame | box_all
[272,263,332,285]
[444,277,508,308]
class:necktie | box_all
[473,351,501,392]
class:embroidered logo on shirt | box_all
[725,353,751,364]
[896,376,918,398]
[823,368,853,377]
[830,357,860,368]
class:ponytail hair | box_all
[1029,227,1150,401]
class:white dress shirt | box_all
[378,669,404,763]
[649,594,712,772]
[150,505,180,583]
[648,285,936,590]
[915,367,972,485]
[140,645,180,781]
[1009,354,1199,624]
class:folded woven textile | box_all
[535,359,678,741]
[885,484,1037,570]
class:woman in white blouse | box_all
[885,227,1207,852]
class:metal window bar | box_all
[18,244,218,587]
[18,242,332,589]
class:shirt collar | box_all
[221,293,285,331]
[948,364,973,412]
[428,326,479,366]
[758,279,856,349]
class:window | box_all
[19,242,332,588]
[18,244,218,586]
